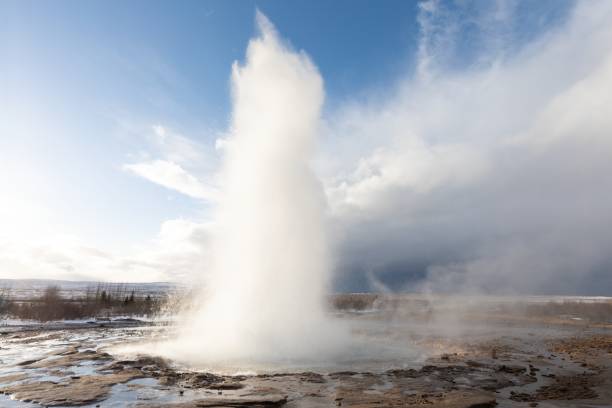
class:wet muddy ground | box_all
[1,304,611,407]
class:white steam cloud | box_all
[326,0,612,295]
[155,12,347,367]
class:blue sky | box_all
[0,0,425,249]
[3,0,612,294]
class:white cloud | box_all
[325,0,612,294]
[149,125,211,168]
[121,124,221,200]
[123,159,217,200]
[0,219,212,282]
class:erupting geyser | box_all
[158,12,346,367]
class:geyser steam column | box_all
[169,12,345,365]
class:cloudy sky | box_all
[1,0,611,294]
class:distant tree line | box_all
[0,284,163,322]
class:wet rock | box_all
[386,368,419,378]
[22,350,112,369]
[298,372,326,383]
[158,375,178,386]
[51,346,79,356]
[104,355,169,371]
[329,371,359,378]
[535,373,599,400]
[140,395,288,407]
[256,371,325,383]
[115,317,141,323]
[509,392,533,402]
[509,372,600,402]
[213,382,245,390]
[496,364,527,374]
[0,372,27,383]
[47,369,75,377]
[186,372,224,388]
[335,387,495,408]
[388,362,535,393]
[153,370,248,390]
[0,369,143,406]
[16,359,41,366]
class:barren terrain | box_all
[1,295,611,407]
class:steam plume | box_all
[158,12,345,367]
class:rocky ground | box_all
[0,303,611,407]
